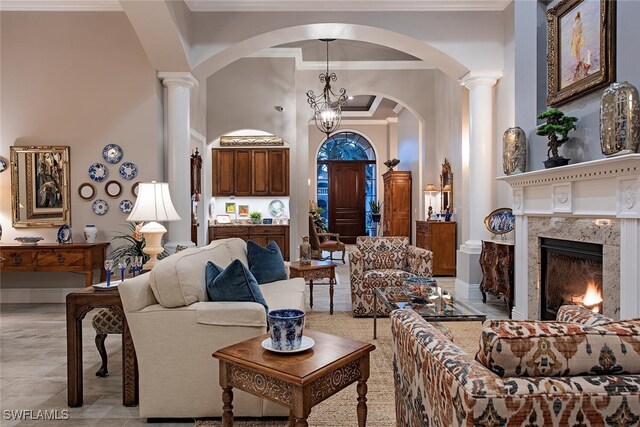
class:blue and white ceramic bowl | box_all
[268,309,305,351]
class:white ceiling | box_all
[0,0,511,12]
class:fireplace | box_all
[540,238,603,320]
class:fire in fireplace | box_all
[540,238,603,320]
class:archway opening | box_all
[316,131,377,241]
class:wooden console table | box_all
[479,240,514,317]
[66,287,138,407]
[0,242,109,287]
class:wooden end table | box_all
[213,329,375,427]
[289,260,336,314]
[66,287,138,407]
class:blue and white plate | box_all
[0,159,6,173]
[56,224,71,244]
[102,144,123,164]
[88,163,108,182]
[92,199,109,215]
[261,336,315,354]
[119,162,138,180]
[119,199,133,214]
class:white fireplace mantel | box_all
[497,154,640,320]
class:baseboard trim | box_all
[0,288,80,303]
[454,278,482,300]
[511,309,526,321]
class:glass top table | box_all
[373,279,487,339]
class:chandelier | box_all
[306,39,348,138]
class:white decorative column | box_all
[455,70,502,299]
[158,72,199,251]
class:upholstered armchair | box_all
[349,236,432,317]
[308,214,346,263]
[391,306,640,426]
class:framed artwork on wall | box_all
[10,146,71,227]
[225,202,236,214]
[546,0,616,107]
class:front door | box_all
[328,161,365,243]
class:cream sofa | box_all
[118,238,306,419]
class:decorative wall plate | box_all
[119,199,133,214]
[88,163,108,182]
[268,199,285,217]
[92,199,109,215]
[484,207,515,235]
[78,183,96,201]
[0,159,6,172]
[119,162,137,180]
[102,144,123,164]
[105,180,122,198]
[131,182,140,197]
[56,224,71,243]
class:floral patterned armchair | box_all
[349,236,432,317]
[391,306,640,426]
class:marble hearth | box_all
[498,154,640,320]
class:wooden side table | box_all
[289,260,337,314]
[66,287,138,407]
[213,329,375,427]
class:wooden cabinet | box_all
[212,148,289,197]
[415,221,456,276]
[0,243,109,287]
[382,170,411,241]
[208,225,290,261]
[479,240,514,318]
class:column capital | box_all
[158,72,199,88]
[460,70,503,89]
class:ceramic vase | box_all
[83,224,97,243]
[268,309,305,351]
[299,236,312,265]
[600,81,640,157]
[503,127,527,175]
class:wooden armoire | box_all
[382,170,412,241]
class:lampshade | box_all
[442,184,452,192]
[423,184,437,192]
[127,182,181,222]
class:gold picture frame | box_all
[546,0,616,107]
[10,146,71,227]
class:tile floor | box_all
[0,248,509,426]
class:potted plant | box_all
[536,109,578,169]
[369,200,383,223]
[249,210,262,224]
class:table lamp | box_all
[423,184,438,217]
[127,181,181,270]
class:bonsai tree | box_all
[536,109,578,164]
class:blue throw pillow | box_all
[247,240,287,284]
[205,259,268,314]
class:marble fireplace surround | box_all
[498,154,640,321]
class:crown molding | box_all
[249,48,430,71]
[0,0,122,11]
[185,0,511,12]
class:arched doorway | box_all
[317,131,376,243]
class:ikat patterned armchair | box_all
[391,306,640,426]
[349,236,432,317]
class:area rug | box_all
[196,311,483,426]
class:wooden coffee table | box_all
[289,260,337,314]
[213,329,375,427]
